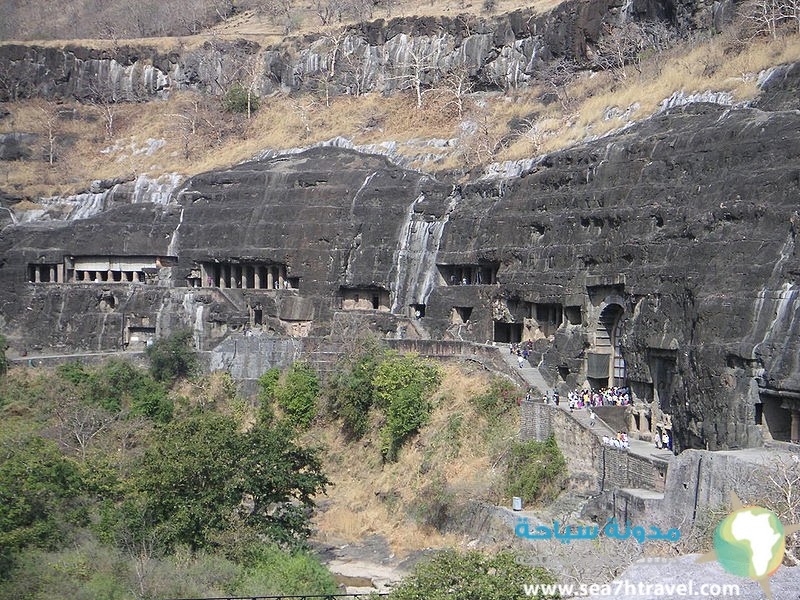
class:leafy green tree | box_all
[373,353,441,461]
[327,349,382,440]
[273,363,320,430]
[388,550,558,600]
[0,436,84,576]
[145,330,197,383]
[505,435,567,506]
[132,413,328,551]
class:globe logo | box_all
[699,494,800,599]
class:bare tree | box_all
[759,455,800,564]
[389,40,440,109]
[88,82,119,140]
[168,96,203,159]
[538,56,578,110]
[36,104,59,167]
[290,96,319,139]
[593,20,674,81]
[341,40,369,97]
[53,400,117,461]
[433,63,474,119]
[739,0,800,36]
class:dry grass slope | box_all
[306,364,518,555]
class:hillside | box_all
[1,0,798,203]
[2,1,800,596]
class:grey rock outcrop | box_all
[0,132,37,160]
[0,0,728,103]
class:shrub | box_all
[380,383,431,461]
[388,549,558,600]
[146,330,197,383]
[372,353,440,409]
[223,83,260,115]
[58,359,172,422]
[236,544,338,596]
[326,349,382,439]
[257,367,281,425]
[471,377,521,421]
[373,354,441,461]
[274,363,319,430]
[505,435,567,506]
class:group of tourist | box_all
[567,386,631,409]
[511,340,536,369]
[602,431,630,450]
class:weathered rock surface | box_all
[0,0,727,102]
[0,132,37,160]
[2,62,800,454]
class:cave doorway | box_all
[756,390,792,442]
[494,321,523,343]
[597,303,626,387]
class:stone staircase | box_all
[500,347,551,395]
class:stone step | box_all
[500,350,550,394]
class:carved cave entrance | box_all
[494,321,523,343]
[588,304,627,388]
[758,391,800,443]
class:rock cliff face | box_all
[0,0,728,102]
[3,65,800,453]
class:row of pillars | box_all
[202,263,288,290]
[792,409,800,444]
[29,264,62,283]
[73,270,145,283]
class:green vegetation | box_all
[470,377,521,421]
[388,549,558,600]
[373,353,442,461]
[0,436,85,576]
[326,347,381,439]
[58,360,172,422]
[505,435,567,506]
[131,414,328,550]
[223,83,261,115]
[0,358,333,599]
[327,347,442,462]
[145,330,197,383]
[258,363,320,429]
[275,363,320,429]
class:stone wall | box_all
[205,333,301,381]
[521,401,668,494]
[600,446,667,492]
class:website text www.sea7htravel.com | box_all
[523,581,741,597]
